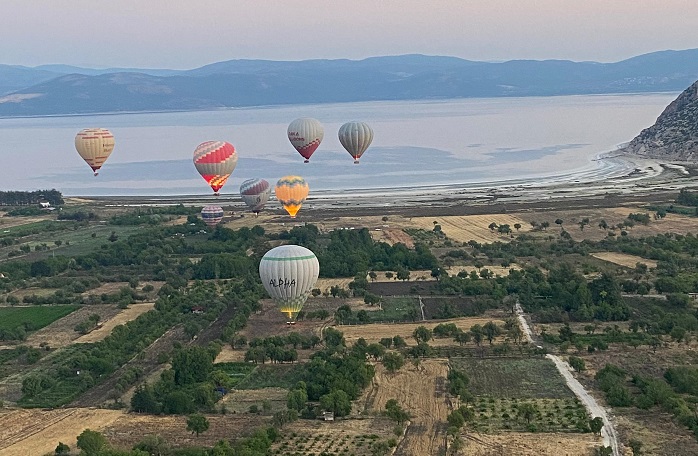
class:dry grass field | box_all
[460,432,599,456]
[0,408,124,456]
[447,264,522,277]
[75,303,155,343]
[337,316,506,346]
[361,359,450,455]
[590,252,658,269]
[408,215,531,243]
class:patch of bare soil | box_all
[362,359,450,455]
[460,432,598,456]
[0,407,124,456]
[590,252,657,269]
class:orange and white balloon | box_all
[193,141,238,195]
[75,128,115,176]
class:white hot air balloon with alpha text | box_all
[259,245,319,321]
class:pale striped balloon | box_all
[338,121,374,164]
[193,141,238,195]
[75,128,115,176]
[259,245,320,320]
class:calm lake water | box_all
[0,93,678,196]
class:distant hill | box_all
[621,80,698,161]
[1,49,698,116]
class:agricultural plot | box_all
[338,317,506,346]
[460,432,598,456]
[273,417,396,456]
[469,397,588,434]
[452,358,573,399]
[219,387,288,414]
[590,251,657,269]
[408,215,531,244]
[0,305,79,334]
[0,407,124,456]
[361,359,450,455]
[3,304,121,349]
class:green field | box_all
[235,364,305,390]
[0,305,80,332]
[365,296,419,322]
[451,358,573,399]
[470,396,589,433]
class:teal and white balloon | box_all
[338,121,374,164]
[259,245,319,320]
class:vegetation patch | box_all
[451,358,573,399]
[0,305,80,340]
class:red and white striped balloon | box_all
[240,178,271,214]
[193,141,238,195]
[201,205,224,227]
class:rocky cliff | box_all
[622,80,698,161]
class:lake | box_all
[0,93,678,196]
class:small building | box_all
[191,306,204,315]
[322,411,334,421]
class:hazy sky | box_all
[2,0,696,69]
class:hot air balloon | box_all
[75,128,115,176]
[240,178,271,215]
[275,176,309,218]
[201,205,224,227]
[259,245,319,320]
[287,118,324,163]
[193,141,238,195]
[338,121,374,164]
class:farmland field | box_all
[590,251,658,269]
[451,358,573,399]
[74,302,155,343]
[408,215,530,243]
[338,316,506,346]
[0,305,80,333]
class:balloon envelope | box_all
[288,118,324,163]
[275,176,309,218]
[338,121,374,164]
[240,178,271,214]
[193,141,238,195]
[201,205,224,227]
[259,244,319,320]
[75,128,115,175]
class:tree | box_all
[385,399,410,424]
[396,268,410,282]
[287,388,308,411]
[447,410,466,429]
[483,321,501,345]
[517,403,538,425]
[488,222,498,232]
[540,221,550,230]
[369,271,377,282]
[320,390,352,417]
[76,429,108,456]
[186,414,210,437]
[133,435,168,456]
[569,356,586,372]
[470,324,484,346]
[54,442,70,455]
[628,439,643,455]
[108,231,119,242]
[382,352,405,373]
[555,218,564,227]
[589,416,604,436]
[172,346,214,385]
[514,223,522,231]
[413,326,432,343]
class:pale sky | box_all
[1,0,696,69]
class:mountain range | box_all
[1,49,698,117]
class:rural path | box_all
[515,302,620,456]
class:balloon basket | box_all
[304,159,309,163]
[93,172,99,176]
[213,192,220,197]
[354,160,360,164]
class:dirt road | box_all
[515,302,620,456]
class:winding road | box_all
[515,302,620,456]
